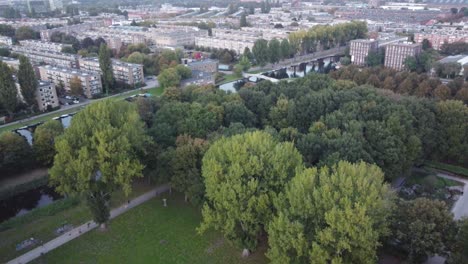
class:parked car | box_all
[73,100,79,104]
[65,96,72,100]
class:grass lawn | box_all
[0,181,156,263]
[218,74,242,85]
[406,169,462,188]
[424,161,468,178]
[34,193,268,264]
[147,86,164,96]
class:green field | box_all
[0,87,161,134]
[424,161,468,178]
[34,194,267,264]
[0,182,155,263]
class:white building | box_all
[78,57,144,86]
[15,80,59,111]
[0,36,13,46]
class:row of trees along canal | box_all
[33,70,468,263]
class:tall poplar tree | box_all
[98,43,115,96]
[0,62,18,115]
[18,56,38,110]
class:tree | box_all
[171,135,209,205]
[158,68,181,88]
[198,131,304,255]
[243,47,254,62]
[280,39,290,60]
[451,7,458,14]
[15,26,38,40]
[0,132,33,176]
[33,120,64,166]
[366,50,383,67]
[0,61,18,115]
[98,44,115,95]
[175,64,192,79]
[447,218,468,264]
[391,198,456,263]
[18,56,38,110]
[233,64,243,78]
[422,39,431,50]
[434,100,468,164]
[404,56,418,72]
[238,55,251,72]
[61,46,76,54]
[252,39,269,66]
[267,161,394,264]
[0,24,15,37]
[240,12,248,27]
[50,101,148,228]
[268,39,281,64]
[70,76,83,96]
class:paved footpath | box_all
[7,184,170,264]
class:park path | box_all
[7,184,170,264]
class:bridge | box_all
[243,73,280,83]
[250,46,347,73]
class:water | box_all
[60,115,72,128]
[15,129,33,145]
[0,186,62,223]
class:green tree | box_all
[434,100,468,164]
[366,50,383,67]
[0,61,18,115]
[33,120,64,166]
[70,76,83,96]
[240,12,248,27]
[267,161,394,264]
[422,39,431,50]
[98,43,115,95]
[171,135,209,205]
[198,131,304,254]
[447,218,468,264]
[18,56,38,110]
[15,26,38,40]
[158,68,181,88]
[0,132,33,176]
[391,198,456,263]
[0,24,15,37]
[233,64,243,78]
[252,39,269,66]
[50,101,148,227]
[404,56,418,72]
[239,55,252,72]
[268,38,281,64]
[280,39,290,60]
[175,64,192,79]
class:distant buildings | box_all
[19,40,72,53]
[350,39,379,66]
[11,46,79,68]
[79,57,145,86]
[0,56,20,70]
[38,65,102,98]
[436,55,468,76]
[414,31,468,50]
[384,43,422,71]
[0,36,13,46]
[186,59,219,74]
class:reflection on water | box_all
[0,186,62,223]
[16,129,33,145]
[60,115,72,128]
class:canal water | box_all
[14,114,75,146]
[0,186,62,223]
[219,60,334,93]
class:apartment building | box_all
[19,40,72,53]
[384,43,422,71]
[187,59,219,74]
[0,36,13,46]
[350,39,379,66]
[38,65,102,98]
[195,28,286,54]
[11,46,79,68]
[78,57,144,86]
[414,30,468,50]
[151,29,207,48]
[15,80,59,111]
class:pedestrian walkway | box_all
[7,184,170,264]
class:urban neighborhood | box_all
[0,0,467,263]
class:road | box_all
[7,183,170,264]
[0,78,159,132]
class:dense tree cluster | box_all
[288,21,367,54]
[331,65,468,103]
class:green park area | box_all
[34,193,267,264]
[0,181,156,263]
